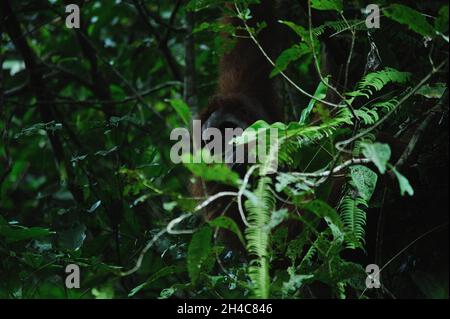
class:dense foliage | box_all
[0,0,448,299]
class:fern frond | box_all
[339,195,368,249]
[277,107,354,166]
[354,97,400,127]
[313,19,367,36]
[298,232,332,272]
[372,98,399,112]
[300,242,317,267]
[245,176,275,298]
[277,138,301,167]
[355,107,380,125]
[347,68,411,100]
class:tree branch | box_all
[132,0,182,82]
[336,59,448,153]
[395,89,449,169]
[184,9,198,115]
[1,0,83,204]
[292,158,371,178]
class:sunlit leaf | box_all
[362,142,391,174]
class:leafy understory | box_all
[181,0,448,299]
[0,0,448,300]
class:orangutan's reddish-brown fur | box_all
[191,1,284,237]
[199,0,284,128]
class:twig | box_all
[375,186,388,298]
[194,191,238,211]
[237,165,260,228]
[0,56,13,188]
[77,32,168,123]
[395,89,448,168]
[292,158,371,178]
[42,62,97,93]
[306,1,358,121]
[121,188,243,276]
[164,0,184,42]
[4,80,29,97]
[1,0,83,204]
[184,9,198,115]
[120,212,197,276]
[132,0,182,81]
[39,81,182,106]
[120,228,167,276]
[340,12,356,91]
[234,4,341,109]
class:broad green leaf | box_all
[362,142,391,174]
[279,21,319,47]
[300,77,329,124]
[3,59,26,76]
[302,200,345,241]
[194,22,235,34]
[282,272,315,297]
[233,119,274,145]
[310,0,343,12]
[415,83,447,99]
[266,208,289,230]
[302,200,342,226]
[0,225,53,243]
[183,152,240,186]
[91,285,115,299]
[270,44,309,78]
[286,234,308,263]
[435,5,449,34]
[168,99,192,127]
[391,167,414,196]
[384,4,435,37]
[350,165,378,201]
[209,216,246,246]
[187,226,213,284]
[186,0,226,11]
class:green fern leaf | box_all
[313,19,367,36]
[339,195,368,249]
[347,68,411,100]
[245,176,275,298]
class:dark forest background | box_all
[0,0,448,299]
